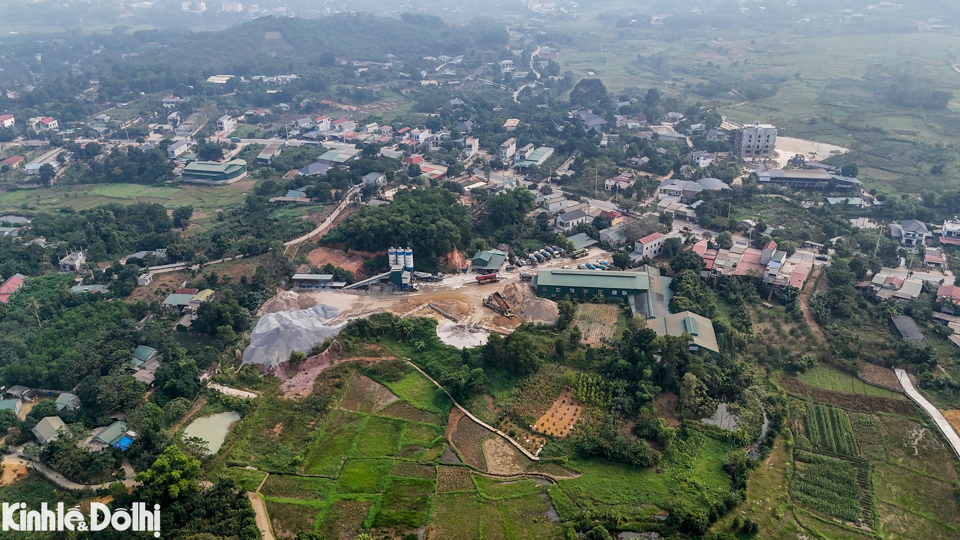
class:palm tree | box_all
[27,298,43,328]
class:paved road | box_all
[895,368,960,459]
[3,454,138,490]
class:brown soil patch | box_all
[780,376,916,414]
[654,392,680,428]
[532,387,583,438]
[381,401,442,425]
[445,406,466,440]
[437,466,475,492]
[126,271,187,302]
[499,282,559,325]
[450,414,493,471]
[0,463,27,487]
[318,500,371,540]
[940,409,960,436]
[573,304,620,347]
[859,363,903,392]
[271,423,283,438]
[305,246,375,276]
[483,437,532,475]
[340,373,398,413]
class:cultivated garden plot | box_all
[801,402,859,457]
[573,303,621,347]
[790,450,873,525]
[532,386,583,438]
[797,366,904,399]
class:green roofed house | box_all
[534,266,671,318]
[0,399,22,415]
[180,159,248,185]
[55,392,81,412]
[162,293,196,310]
[132,345,159,368]
[646,311,720,355]
[32,416,65,445]
[317,147,363,167]
[566,232,598,251]
[93,421,128,447]
[471,250,507,273]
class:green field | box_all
[798,366,904,399]
[0,181,254,214]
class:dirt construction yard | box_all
[256,246,610,339]
[532,387,583,438]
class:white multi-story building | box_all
[739,122,777,157]
[499,137,517,160]
[217,115,237,134]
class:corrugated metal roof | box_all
[536,269,650,290]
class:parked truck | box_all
[520,272,535,282]
[476,273,501,284]
[413,271,444,282]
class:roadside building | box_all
[0,399,22,415]
[0,155,24,169]
[316,147,362,167]
[738,122,777,157]
[255,142,285,165]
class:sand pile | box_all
[243,304,345,368]
[499,282,559,324]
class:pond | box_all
[699,402,740,431]
[182,411,241,454]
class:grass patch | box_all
[402,422,443,446]
[260,475,334,499]
[474,476,544,500]
[877,414,957,480]
[377,401,443,425]
[352,416,403,457]
[264,499,322,539]
[430,492,482,540]
[480,500,508,540]
[497,492,560,540]
[873,463,960,533]
[380,370,452,417]
[849,412,885,460]
[337,460,392,494]
[391,462,437,480]
[419,444,445,463]
[318,499,374,540]
[798,366,904,399]
[304,411,366,476]
[559,431,732,515]
[221,467,269,492]
[373,478,435,528]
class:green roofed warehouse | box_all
[181,159,248,185]
[533,267,671,318]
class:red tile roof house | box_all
[0,273,25,304]
[1,155,25,169]
[937,284,960,313]
[401,155,424,173]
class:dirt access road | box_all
[799,265,825,342]
[247,492,276,540]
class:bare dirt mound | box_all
[276,341,342,400]
[499,282,559,324]
[654,392,680,428]
[243,304,345,369]
[438,247,469,273]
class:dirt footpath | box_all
[247,492,276,540]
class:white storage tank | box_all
[404,248,414,270]
[388,247,397,266]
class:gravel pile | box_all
[242,304,345,369]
